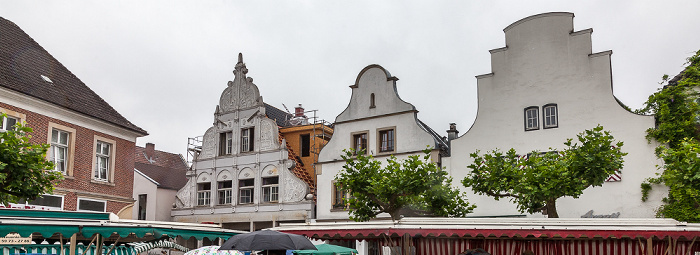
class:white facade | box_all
[315,65,447,221]
[171,54,313,230]
[445,12,665,218]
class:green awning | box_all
[0,225,237,240]
[81,226,153,238]
[154,228,236,240]
[0,225,80,238]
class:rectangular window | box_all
[20,194,64,210]
[378,129,395,152]
[138,194,147,220]
[332,182,348,210]
[262,177,279,203]
[218,181,233,205]
[0,115,17,132]
[219,132,233,156]
[524,107,539,131]
[197,183,211,206]
[50,129,69,173]
[543,104,558,128]
[241,128,254,153]
[78,198,106,212]
[352,132,368,155]
[239,178,254,204]
[94,141,111,181]
[300,134,310,157]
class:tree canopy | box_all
[0,114,63,206]
[335,148,475,222]
[462,126,626,218]
[638,50,700,222]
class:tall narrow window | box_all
[197,183,211,206]
[218,181,233,204]
[0,115,17,132]
[370,93,376,108]
[352,132,368,155]
[524,107,539,131]
[239,179,254,204]
[241,128,254,153]
[262,177,279,203]
[219,132,233,156]
[94,141,111,181]
[300,134,310,157]
[543,104,558,128]
[332,182,348,210]
[378,128,395,152]
[138,194,147,220]
[50,129,69,173]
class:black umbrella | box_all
[219,230,317,251]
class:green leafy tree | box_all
[335,148,475,222]
[0,114,63,206]
[462,126,626,218]
[638,50,700,222]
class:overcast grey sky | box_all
[2,1,699,159]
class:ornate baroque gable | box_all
[219,53,263,113]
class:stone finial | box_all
[234,52,248,76]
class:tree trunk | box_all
[546,199,559,218]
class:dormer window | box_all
[370,93,376,108]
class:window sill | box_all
[90,179,115,186]
[376,150,395,156]
[330,208,348,212]
[63,175,75,180]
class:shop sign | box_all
[0,233,32,244]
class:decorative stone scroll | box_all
[199,127,217,159]
[218,53,262,113]
[260,119,276,150]
[175,178,195,208]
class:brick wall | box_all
[1,102,135,214]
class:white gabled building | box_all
[171,54,316,231]
[315,64,448,222]
[445,12,665,218]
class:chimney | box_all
[447,123,459,141]
[294,104,306,118]
[145,143,155,159]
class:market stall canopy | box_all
[293,244,358,255]
[0,208,243,241]
[273,217,700,240]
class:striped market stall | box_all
[274,218,700,255]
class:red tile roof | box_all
[134,146,188,190]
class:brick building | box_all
[0,17,148,215]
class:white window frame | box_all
[219,132,233,156]
[77,198,107,212]
[524,107,539,131]
[0,108,25,132]
[262,176,279,203]
[218,181,233,205]
[240,128,254,153]
[197,182,211,206]
[50,129,69,173]
[543,104,558,129]
[47,123,76,176]
[21,194,64,211]
[92,136,116,183]
[239,178,254,204]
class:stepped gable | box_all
[0,17,147,135]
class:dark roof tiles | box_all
[134,146,188,190]
[0,17,147,135]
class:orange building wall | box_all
[280,124,333,184]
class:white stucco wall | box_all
[316,65,443,221]
[133,170,158,221]
[445,12,665,218]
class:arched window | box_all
[370,93,376,108]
